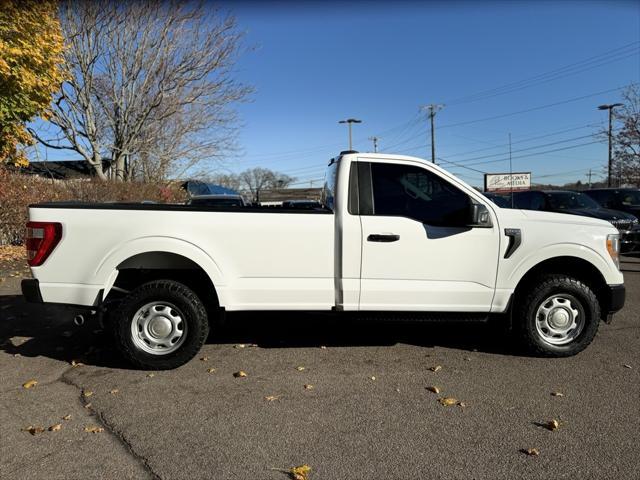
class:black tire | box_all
[112,280,209,369]
[515,274,600,357]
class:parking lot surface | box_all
[1,254,638,479]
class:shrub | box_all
[0,167,187,245]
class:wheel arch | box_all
[513,255,610,321]
[96,237,228,309]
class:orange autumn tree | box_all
[0,0,64,166]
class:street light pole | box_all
[338,118,362,151]
[598,103,623,187]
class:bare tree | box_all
[33,0,250,181]
[238,168,294,203]
[610,85,640,186]
[205,173,243,192]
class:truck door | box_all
[357,159,500,312]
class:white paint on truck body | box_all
[27,153,623,313]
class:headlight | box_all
[607,233,620,270]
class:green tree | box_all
[0,0,64,166]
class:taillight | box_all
[26,222,62,266]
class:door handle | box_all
[367,234,400,242]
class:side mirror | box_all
[469,202,493,228]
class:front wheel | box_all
[112,280,209,369]
[515,274,600,357]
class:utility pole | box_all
[421,104,444,163]
[586,169,593,189]
[368,136,380,153]
[598,103,623,187]
[338,118,362,151]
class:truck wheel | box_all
[112,280,209,369]
[516,274,600,357]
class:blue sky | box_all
[222,0,640,188]
[39,1,640,188]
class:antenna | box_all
[509,133,514,208]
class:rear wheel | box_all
[112,280,209,369]
[515,274,600,357]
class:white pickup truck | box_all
[22,152,625,369]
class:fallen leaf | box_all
[48,423,62,432]
[551,392,565,397]
[84,426,104,433]
[623,364,632,369]
[82,390,93,397]
[62,414,72,421]
[303,384,314,390]
[296,366,306,371]
[289,464,311,480]
[200,356,209,362]
[233,371,247,378]
[546,419,560,431]
[438,397,458,407]
[206,367,216,373]
[523,448,540,456]
[426,386,441,394]
[264,395,280,402]
[22,379,37,389]
[23,425,45,435]
[109,389,119,395]
[430,365,442,373]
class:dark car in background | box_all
[511,190,640,254]
[187,194,245,207]
[582,188,640,218]
[483,192,512,208]
[281,200,322,209]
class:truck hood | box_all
[499,208,616,230]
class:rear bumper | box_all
[21,279,43,303]
[21,278,101,307]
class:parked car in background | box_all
[281,199,322,209]
[483,192,512,208]
[582,188,640,218]
[512,190,639,253]
[187,194,245,207]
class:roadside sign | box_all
[484,172,531,192]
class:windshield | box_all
[547,192,600,210]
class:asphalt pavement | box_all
[1,259,638,479]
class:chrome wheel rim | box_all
[130,302,187,355]
[535,294,583,346]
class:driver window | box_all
[369,162,470,226]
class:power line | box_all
[380,84,632,152]
[443,42,640,106]
[463,140,601,168]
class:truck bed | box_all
[30,201,333,214]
